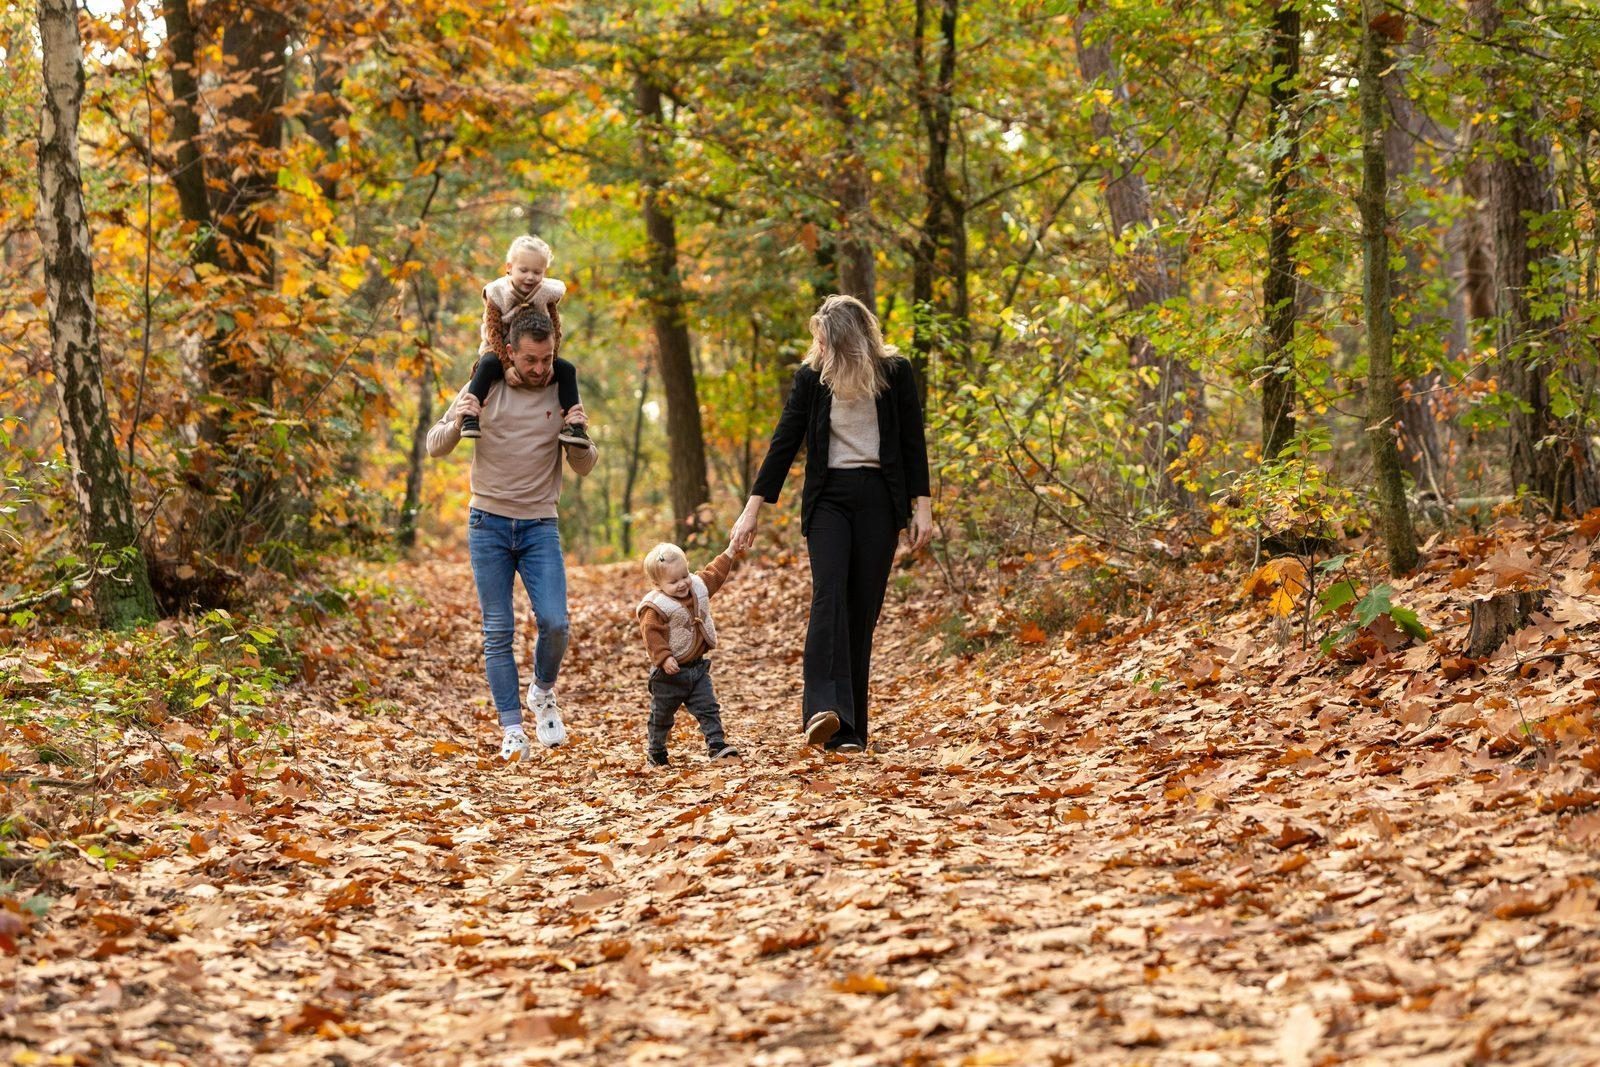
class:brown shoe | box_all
[804,711,840,747]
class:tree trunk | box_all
[159,0,218,272]
[397,274,440,551]
[302,45,346,205]
[910,0,967,392]
[1261,0,1299,462]
[1360,1,1419,576]
[1474,0,1600,514]
[1460,128,1497,325]
[825,38,877,310]
[36,0,158,628]
[1383,27,1449,498]
[621,360,651,557]
[635,73,711,540]
[161,0,294,555]
[1466,588,1547,658]
[210,0,288,412]
[837,153,877,309]
[1073,12,1201,508]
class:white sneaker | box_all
[528,688,568,748]
[499,726,531,762]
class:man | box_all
[427,311,598,760]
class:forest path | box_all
[10,550,1600,1065]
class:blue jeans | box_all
[467,508,569,727]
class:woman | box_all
[730,294,933,752]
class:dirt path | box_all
[8,551,1600,1065]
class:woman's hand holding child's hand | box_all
[662,656,680,675]
[730,496,762,554]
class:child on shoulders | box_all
[460,235,591,447]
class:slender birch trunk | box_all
[36,0,158,627]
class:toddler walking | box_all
[460,235,591,445]
[636,542,743,766]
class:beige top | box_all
[828,396,881,469]
[479,276,566,357]
[426,381,598,519]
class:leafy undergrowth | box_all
[0,570,422,881]
[2,518,1599,1064]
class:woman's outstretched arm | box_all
[733,370,813,551]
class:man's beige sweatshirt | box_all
[427,380,598,518]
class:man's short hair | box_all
[506,310,554,351]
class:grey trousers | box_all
[647,658,726,756]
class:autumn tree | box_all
[1473,0,1600,514]
[1359,2,1419,575]
[157,0,295,556]
[635,70,711,539]
[35,0,158,627]
[910,0,969,378]
[1072,9,1202,508]
[1261,0,1300,462]
[1382,22,1454,499]
[829,54,878,309]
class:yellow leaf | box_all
[830,973,895,995]
[1242,557,1307,601]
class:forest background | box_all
[4,0,1600,831]
[5,0,1600,619]
[5,2,1600,1059]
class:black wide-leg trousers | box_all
[803,468,898,746]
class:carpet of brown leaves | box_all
[5,520,1600,1065]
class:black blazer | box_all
[751,357,931,536]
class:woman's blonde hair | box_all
[643,542,688,584]
[803,294,897,401]
[506,234,553,266]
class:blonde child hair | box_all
[506,234,553,266]
[643,543,688,584]
[803,293,897,402]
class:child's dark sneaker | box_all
[559,421,593,448]
[804,710,840,748]
[460,415,482,439]
[709,744,741,760]
[647,750,670,767]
